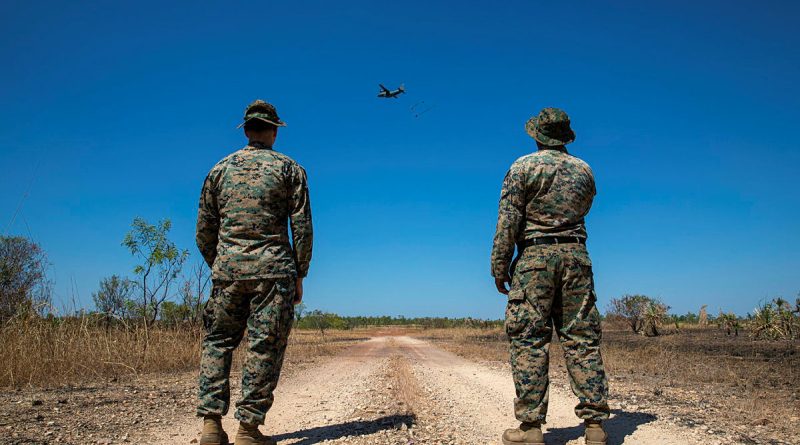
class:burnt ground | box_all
[419,327,800,445]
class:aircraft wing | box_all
[379,84,390,93]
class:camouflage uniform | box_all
[491,108,609,425]
[196,100,312,426]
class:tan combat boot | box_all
[234,422,277,445]
[585,420,607,445]
[200,415,229,445]
[502,422,545,445]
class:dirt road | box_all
[160,336,719,445]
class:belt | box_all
[520,236,586,248]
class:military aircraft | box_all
[377,83,405,98]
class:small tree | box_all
[294,302,307,323]
[641,299,670,337]
[751,301,781,340]
[304,310,331,337]
[717,311,740,336]
[92,275,133,326]
[0,236,52,322]
[607,295,649,334]
[607,294,669,336]
[160,301,190,327]
[179,260,211,327]
[122,218,188,328]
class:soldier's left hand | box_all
[294,277,304,304]
[494,276,510,295]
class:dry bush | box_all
[0,315,203,387]
[0,314,365,388]
[419,326,799,439]
[418,327,798,392]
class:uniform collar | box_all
[539,146,568,154]
[246,141,273,150]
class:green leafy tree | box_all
[160,301,191,327]
[122,218,188,328]
[303,309,330,337]
[92,275,133,326]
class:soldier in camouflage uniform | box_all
[491,108,609,445]
[196,100,312,445]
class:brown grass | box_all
[414,326,799,391]
[413,326,800,442]
[0,316,365,388]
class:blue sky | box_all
[1,1,798,318]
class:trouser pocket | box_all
[505,290,530,338]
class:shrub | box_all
[750,298,799,340]
[0,236,52,322]
[607,294,670,336]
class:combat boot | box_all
[584,420,607,445]
[234,422,277,445]
[200,415,229,445]
[502,422,545,445]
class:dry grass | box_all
[0,316,365,388]
[414,326,799,391]
[414,326,800,442]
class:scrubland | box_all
[1,318,797,444]
[0,316,367,388]
[416,325,799,444]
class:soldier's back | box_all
[206,145,304,279]
[513,148,595,240]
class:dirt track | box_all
[160,336,718,444]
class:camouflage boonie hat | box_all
[525,107,575,146]
[237,99,287,128]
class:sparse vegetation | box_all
[122,218,189,328]
[606,294,669,336]
[0,236,52,322]
[717,311,740,336]
[417,325,799,444]
[749,297,800,340]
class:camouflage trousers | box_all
[505,244,609,424]
[197,278,295,425]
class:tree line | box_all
[2,218,798,342]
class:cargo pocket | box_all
[263,279,296,342]
[505,290,529,338]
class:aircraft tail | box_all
[398,83,405,92]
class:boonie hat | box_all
[237,99,287,128]
[525,107,575,146]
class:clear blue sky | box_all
[1,1,798,318]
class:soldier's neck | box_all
[248,139,273,149]
[538,145,568,154]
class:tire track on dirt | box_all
[156,336,723,444]
[158,337,409,445]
